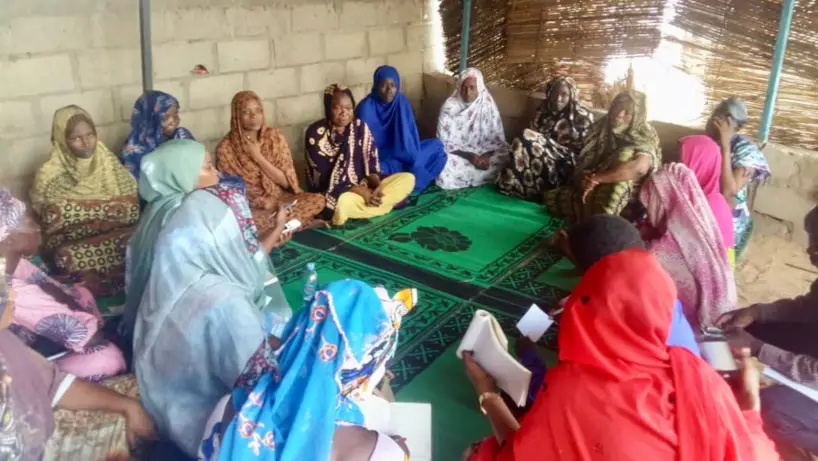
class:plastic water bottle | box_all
[303,263,318,304]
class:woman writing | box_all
[217,91,326,233]
[305,84,415,226]
[545,90,659,223]
[436,67,510,190]
[496,76,594,200]
[462,248,778,461]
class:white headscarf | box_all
[436,68,509,154]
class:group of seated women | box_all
[2,58,793,460]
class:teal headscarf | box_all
[121,139,206,345]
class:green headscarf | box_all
[121,139,207,345]
[580,90,660,173]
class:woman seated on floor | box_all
[435,67,510,190]
[0,261,157,460]
[356,65,447,194]
[305,84,415,226]
[121,90,195,179]
[515,214,701,413]
[496,76,594,200]
[133,179,292,457]
[31,105,139,297]
[679,135,736,265]
[719,205,818,459]
[545,90,660,224]
[200,279,413,461]
[461,247,779,461]
[119,140,222,356]
[216,91,327,233]
[706,97,772,260]
[640,163,737,330]
[2,188,125,381]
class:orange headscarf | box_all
[216,91,300,209]
[475,248,778,461]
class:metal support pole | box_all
[459,0,472,74]
[758,0,796,146]
[139,0,153,93]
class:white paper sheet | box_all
[516,304,554,342]
[358,398,432,461]
[764,367,818,403]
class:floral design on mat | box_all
[389,226,472,252]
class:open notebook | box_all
[457,310,532,407]
[358,398,432,461]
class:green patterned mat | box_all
[274,244,557,459]
[320,186,564,287]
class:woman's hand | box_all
[463,352,496,395]
[473,153,492,170]
[245,138,263,160]
[581,174,599,203]
[350,184,372,203]
[717,305,761,330]
[367,185,383,207]
[726,328,763,357]
[123,400,158,446]
[275,205,293,229]
[733,348,762,412]
[713,116,736,149]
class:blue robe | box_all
[356,65,447,193]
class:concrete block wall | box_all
[0,0,440,200]
[421,72,818,246]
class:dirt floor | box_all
[736,233,814,306]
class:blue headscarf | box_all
[121,91,195,179]
[355,65,422,166]
[215,279,408,461]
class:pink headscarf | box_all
[679,135,735,248]
[640,163,737,329]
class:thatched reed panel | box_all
[439,0,665,109]
[671,0,818,150]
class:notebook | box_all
[358,398,432,461]
[457,310,532,406]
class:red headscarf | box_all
[474,248,778,461]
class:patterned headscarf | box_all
[121,91,195,179]
[436,67,509,155]
[216,91,300,210]
[641,163,737,329]
[0,188,25,244]
[580,90,660,172]
[215,280,413,461]
[30,105,138,214]
[305,84,380,212]
[530,76,594,153]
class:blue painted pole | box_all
[459,0,472,74]
[758,0,796,146]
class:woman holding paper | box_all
[199,279,415,461]
[462,248,779,461]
